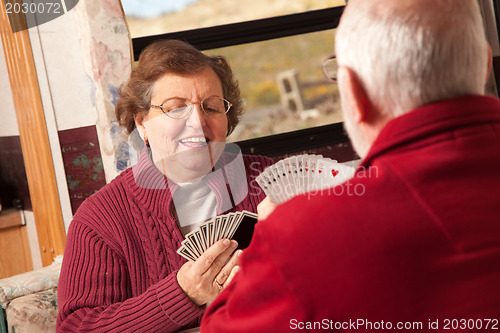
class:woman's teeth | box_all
[180,137,207,144]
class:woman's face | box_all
[135,67,228,182]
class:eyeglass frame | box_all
[150,95,232,119]
[321,54,338,83]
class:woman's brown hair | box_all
[115,39,243,135]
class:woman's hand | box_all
[257,196,278,221]
[177,239,241,306]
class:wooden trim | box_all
[0,209,23,230]
[0,225,33,279]
[0,1,66,266]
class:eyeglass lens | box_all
[162,97,227,119]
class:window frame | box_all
[131,7,345,58]
[129,1,500,157]
[130,6,353,157]
[490,0,500,95]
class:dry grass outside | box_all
[228,93,343,141]
[205,30,336,109]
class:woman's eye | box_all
[168,106,188,114]
[204,107,220,114]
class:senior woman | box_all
[57,39,271,332]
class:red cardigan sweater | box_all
[202,95,500,332]
[57,149,271,332]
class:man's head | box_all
[335,0,491,157]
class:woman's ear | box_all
[134,112,147,140]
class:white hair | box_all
[335,0,489,117]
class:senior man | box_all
[202,0,500,331]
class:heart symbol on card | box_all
[305,168,308,171]
[331,170,339,177]
[319,170,322,174]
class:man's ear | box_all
[486,44,493,84]
[340,66,371,124]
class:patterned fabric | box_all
[58,126,106,214]
[74,0,133,181]
[0,256,62,308]
[0,257,62,333]
[5,288,58,333]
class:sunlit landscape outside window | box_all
[205,32,342,142]
[121,0,346,141]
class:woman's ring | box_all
[215,280,224,290]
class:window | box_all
[204,30,341,142]
[123,0,346,38]
[121,0,351,156]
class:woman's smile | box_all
[178,135,209,149]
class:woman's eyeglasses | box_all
[151,96,232,119]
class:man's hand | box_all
[257,196,278,221]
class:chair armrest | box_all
[0,256,62,309]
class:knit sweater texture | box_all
[203,95,500,332]
[57,147,271,332]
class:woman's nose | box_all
[185,103,206,128]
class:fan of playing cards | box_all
[177,210,258,261]
[255,154,356,204]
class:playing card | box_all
[177,210,259,261]
[315,158,332,190]
[181,238,198,259]
[218,216,230,240]
[231,211,258,249]
[222,213,236,239]
[195,230,206,252]
[268,164,286,203]
[286,156,300,192]
[227,211,243,239]
[256,170,280,203]
[207,220,215,248]
[256,154,355,201]
[306,155,323,192]
[186,231,203,257]
[302,154,316,193]
[276,159,296,201]
[296,155,307,194]
[255,173,271,199]
[213,216,222,245]
[318,159,356,188]
[177,246,196,261]
[200,224,209,251]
